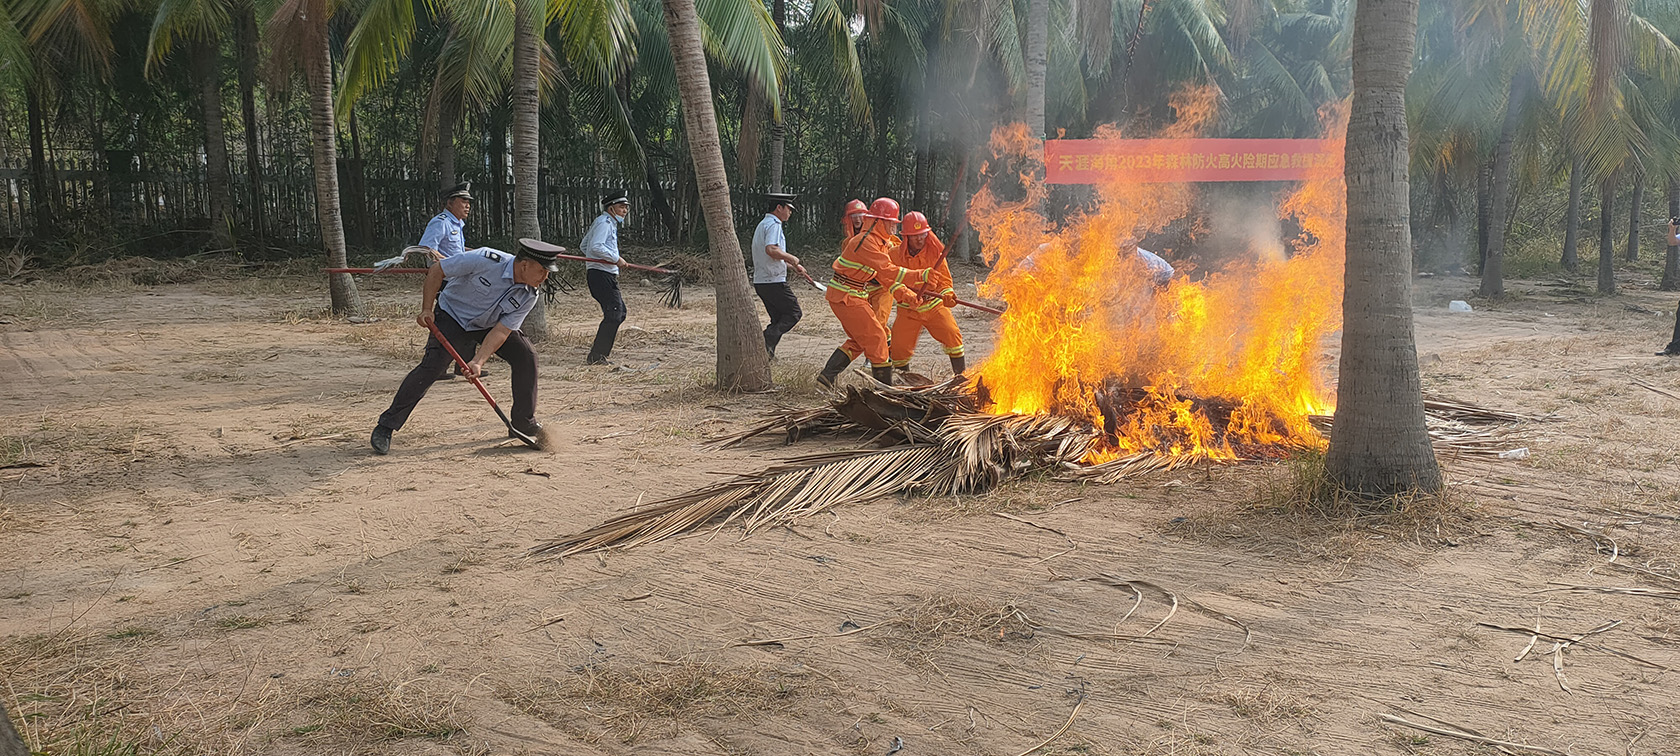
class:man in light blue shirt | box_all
[371,242,562,455]
[418,183,474,261]
[582,191,634,364]
[751,193,805,358]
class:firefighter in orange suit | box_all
[817,198,934,387]
[841,198,897,330]
[887,211,964,377]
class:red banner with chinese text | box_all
[1044,139,1342,183]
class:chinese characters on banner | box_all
[1044,139,1343,183]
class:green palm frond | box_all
[1243,40,1314,130]
[1629,13,1680,85]
[436,0,514,108]
[27,0,121,75]
[1623,75,1680,177]
[983,0,1024,94]
[573,77,644,167]
[146,0,231,73]
[337,0,432,117]
[625,0,673,95]
[808,0,871,122]
[1150,0,1235,84]
[1077,0,1112,77]
[0,1,34,82]
[550,0,635,87]
[694,0,784,113]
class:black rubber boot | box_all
[816,349,852,388]
[950,355,966,376]
[871,365,895,385]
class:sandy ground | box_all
[2,264,1679,756]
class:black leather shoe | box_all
[370,426,392,455]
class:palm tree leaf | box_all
[806,0,871,123]
[1629,12,1680,85]
[26,0,118,75]
[983,0,1025,95]
[695,0,784,113]
[550,0,635,87]
[337,0,432,117]
[146,0,232,73]
[437,0,515,108]
[0,1,35,82]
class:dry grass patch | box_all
[1217,685,1316,724]
[0,416,178,476]
[501,661,806,744]
[1165,450,1480,563]
[281,677,469,751]
[872,595,1038,673]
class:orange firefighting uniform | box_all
[829,226,930,367]
[887,232,963,367]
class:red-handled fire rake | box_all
[423,320,548,450]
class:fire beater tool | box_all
[798,270,1002,315]
[424,320,549,450]
[518,237,683,308]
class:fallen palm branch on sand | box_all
[528,380,1543,559]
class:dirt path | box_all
[2,270,1678,755]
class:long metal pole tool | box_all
[423,321,542,449]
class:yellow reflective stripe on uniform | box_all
[835,256,877,277]
[939,287,955,297]
[912,298,942,313]
[942,344,965,356]
[828,278,871,298]
[894,268,908,284]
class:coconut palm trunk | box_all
[195,39,234,250]
[1626,175,1643,262]
[1663,179,1679,291]
[1325,0,1442,495]
[25,84,52,235]
[1479,76,1523,297]
[661,0,772,391]
[510,0,547,337]
[767,0,785,192]
[1024,0,1047,138]
[305,27,363,316]
[1562,154,1582,272]
[237,2,265,242]
[1599,174,1618,294]
[1,699,25,756]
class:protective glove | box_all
[941,291,957,308]
[892,286,921,306]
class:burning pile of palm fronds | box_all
[528,379,1544,559]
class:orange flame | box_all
[972,90,1345,461]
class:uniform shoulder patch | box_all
[483,249,505,261]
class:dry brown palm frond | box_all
[528,446,955,559]
[1421,395,1557,424]
[707,378,978,449]
[543,387,1547,558]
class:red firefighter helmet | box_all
[901,211,931,237]
[842,199,868,219]
[865,197,901,223]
